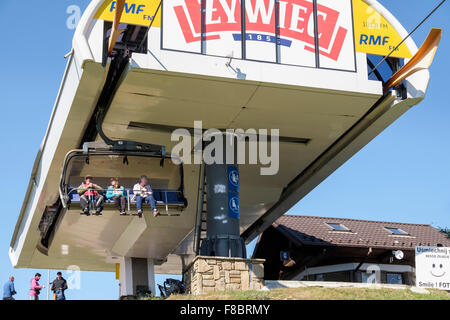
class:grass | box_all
[167,287,450,300]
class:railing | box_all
[66,187,186,216]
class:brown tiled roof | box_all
[273,215,450,250]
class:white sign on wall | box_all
[162,0,356,70]
[415,246,450,290]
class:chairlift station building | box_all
[9,0,434,296]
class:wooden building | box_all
[253,215,450,284]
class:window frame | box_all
[384,227,410,236]
[325,222,352,232]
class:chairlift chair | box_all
[59,146,187,217]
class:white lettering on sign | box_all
[289,4,307,34]
[246,0,275,25]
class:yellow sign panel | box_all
[353,0,412,58]
[95,0,161,27]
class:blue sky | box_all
[0,0,449,300]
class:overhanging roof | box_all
[9,0,431,275]
[272,215,450,250]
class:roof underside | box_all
[44,69,379,272]
[21,66,383,273]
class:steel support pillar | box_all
[200,133,246,258]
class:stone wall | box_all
[184,256,265,295]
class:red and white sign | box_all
[162,0,355,70]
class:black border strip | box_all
[275,0,280,63]
[312,0,320,68]
[349,0,358,73]
[241,0,246,59]
[201,0,206,54]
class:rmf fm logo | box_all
[109,1,154,21]
[109,1,145,15]
[359,34,401,52]
[359,34,390,46]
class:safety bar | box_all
[68,187,185,216]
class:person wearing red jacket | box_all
[77,175,104,216]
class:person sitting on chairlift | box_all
[106,177,127,216]
[77,175,104,216]
[132,175,160,218]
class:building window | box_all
[386,273,403,284]
[385,227,409,235]
[326,223,351,232]
[361,271,377,284]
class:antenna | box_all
[369,0,446,76]
[137,0,162,53]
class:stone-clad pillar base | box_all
[183,256,265,295]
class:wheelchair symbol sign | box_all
[228,166,239,193]
[228,194,240,219]
[280,251,290,261]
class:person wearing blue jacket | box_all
[106,178,127,215]
[3,276,16,300]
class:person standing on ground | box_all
[51,272,68,300]
[29,273,45,300]
[3,276,16,300]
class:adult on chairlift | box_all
[77,175,104,216]
[132,175,160,218]
[106,177,127,216]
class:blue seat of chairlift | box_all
[68,188,184,206]
[165,191,185,204]
[152,190,162,202]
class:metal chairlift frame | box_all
[58,22,188,214]
[59,146,187,215]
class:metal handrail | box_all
[68,187,185,215]
[70,187,185,197]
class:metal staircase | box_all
[193,163,207,255]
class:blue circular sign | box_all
[229,196,240,214]
[228,168,239,187]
